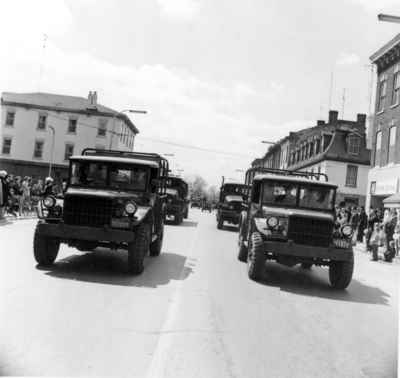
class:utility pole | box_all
[38,33,47,91]
[341,88,346,119]
[48,125,55,177]
[328,70,334,111]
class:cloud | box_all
[336,52,360,66]
[156,0,201,21]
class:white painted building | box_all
[0,91,139,181]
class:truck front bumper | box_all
[263,240,353,261]
[219,210,240,224]
[36,221,135,243]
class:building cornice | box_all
[1,99,139,134]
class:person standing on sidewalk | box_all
[0,171,9,220]
[358,207,368,243]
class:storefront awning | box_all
[383,193,400,208]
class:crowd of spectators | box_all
[0,171,57,219]
[335,204,400,263]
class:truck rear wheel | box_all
[33,224,60,266]
[247,232,265,281]
[217,216,223,229]
[150,221,164,257]
[329,254,354,290]
[128,224,150,274]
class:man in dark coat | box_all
[357,207,368,242]
[0,171,9,220]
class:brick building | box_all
[367,34,400,209]
[0,91,139,182]
[252,110,371,206]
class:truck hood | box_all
[262,205,334,221]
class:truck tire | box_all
[237,233,248,262]
[184,208,189,219]
[301,262,313,269]
[175,213,183,225]
[329,253,354,290]
[33,224,60,266]
[247,232,265,281]
[128,224,150,274]
[150,221,164,257]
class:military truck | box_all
[216,178,248,230]
[238,167,354,289]
[33,148,169,274]
[164,176,189,225]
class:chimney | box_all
[357,113,366,126]
[328,110,338,124]
[317,120,325,126]
[92,91,98,105]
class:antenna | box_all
[38,33,48,91]
[328,70,334,110]
[341,88,346,119]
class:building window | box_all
[97,119,107,137]
[64,143,74,161]
[392,66,400,106]
[345,165,358,188]
[37,114,47,130]
[315,139,321,154]
[2,137,12,155]
[5,111,15,127]
[388,125,397,163]
[375,130,382,167]
[68,118,77,134]
[33,140,44,159]
[323,134,332,150]
[347,135,360,155]
[378,74,387,112]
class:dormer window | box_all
[347,134,360,155]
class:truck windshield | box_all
[70,161,149,191]
[262,180,335,210]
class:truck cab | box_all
[164,176,189,225]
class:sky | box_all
[0,0,400,187]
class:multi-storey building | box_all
[253,110,371,206]
[0,91,139,182]
[367,33,400,209]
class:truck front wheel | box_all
[33,224,60,266]
[329,254,354,290]
[128,224,150,274]
[247,232,265,281]
[150,221,164,257]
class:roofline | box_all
[1,99,139,134]
[370,33,400,63]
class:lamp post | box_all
[48,125,55,177]
[109,109,147,150]
[378,14,400,23]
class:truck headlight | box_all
[341,225,353,238]
[43,196,56,208]
[125,201,137,215]
[267,216,278,228]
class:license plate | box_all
[111,219,130,229]
[333,239,350,249]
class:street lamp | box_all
[109,109,147,149]
[378,14,400,23]
[48,125,55,177]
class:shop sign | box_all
[374,179,398,195]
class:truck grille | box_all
[226,201,243,212]
[287,216,333,247]
[63,196,113,227]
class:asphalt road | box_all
[0,210,398,377]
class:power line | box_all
[35,110,252,158]
[139,136,253,158]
